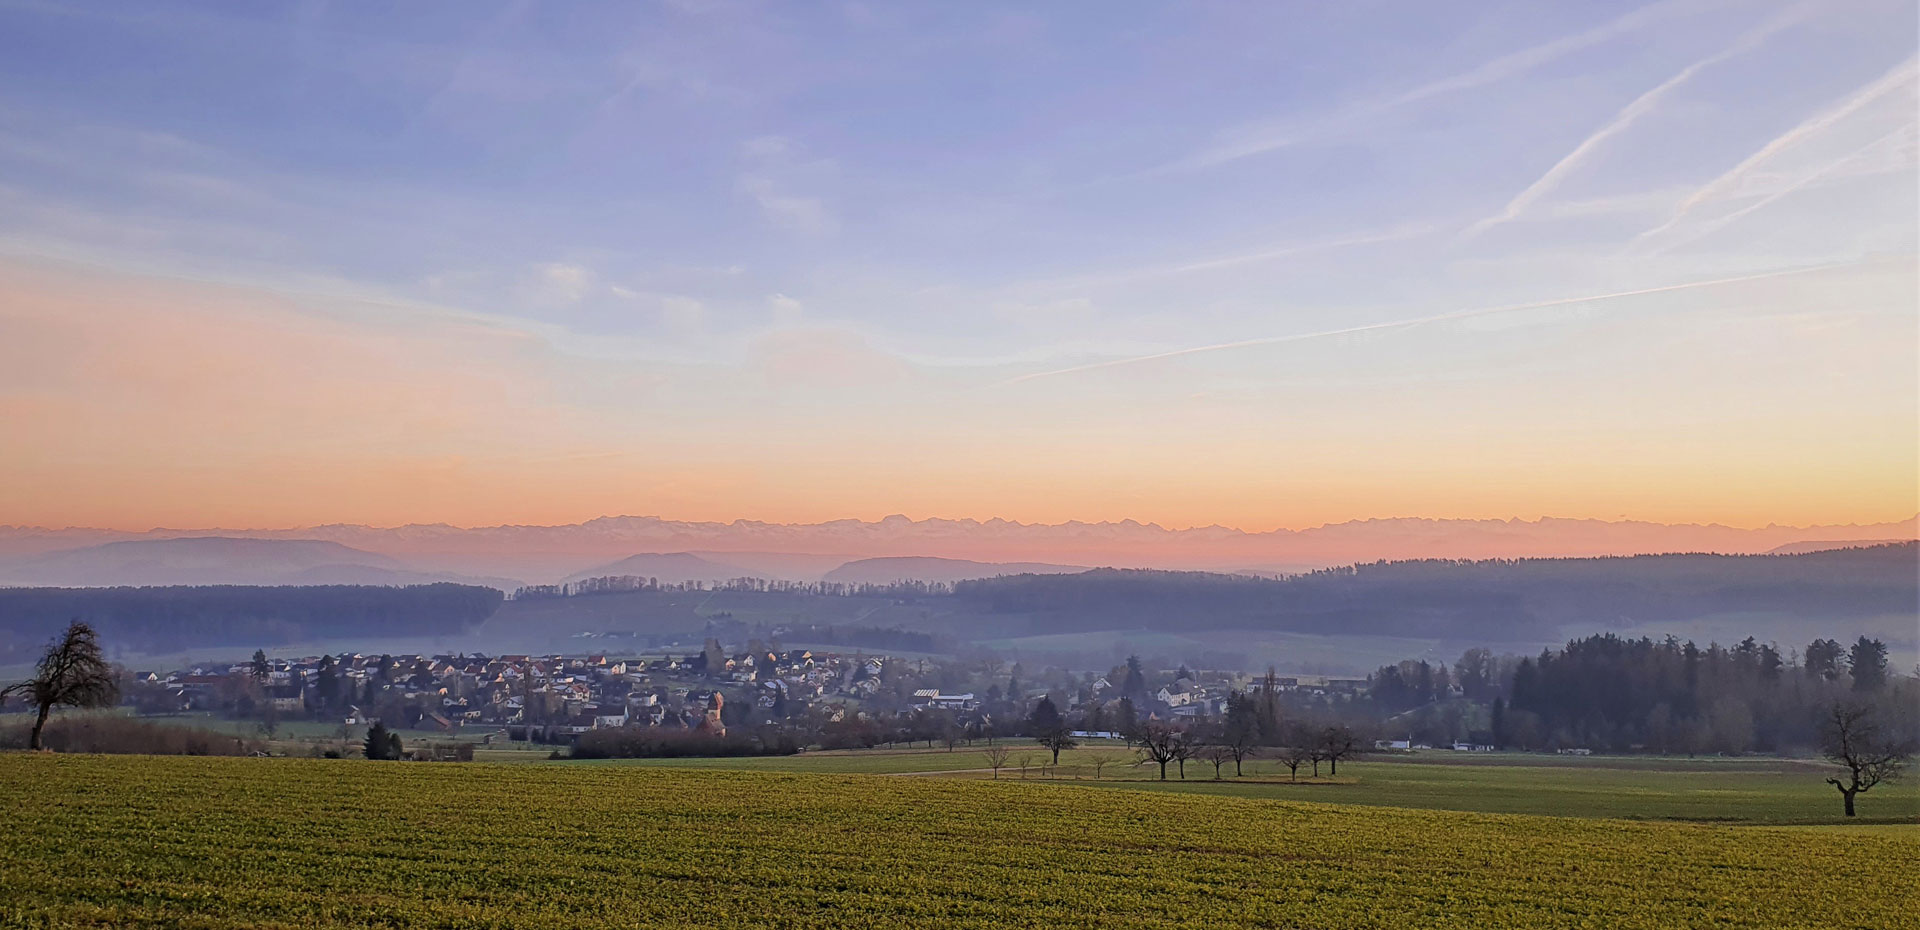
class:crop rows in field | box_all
[0,754,1915,929]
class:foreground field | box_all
[599,745,1920,826]
[2,754,1915,929]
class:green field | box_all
[596,745,1920,826]
[1,753,1915,929]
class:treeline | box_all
[1504,634,1901,753]
[513,575,953,601]
[950,543,1917,640]
[0,584,504,659]
[1365,632,1915,754]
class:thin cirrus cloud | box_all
[994,259,1884,386]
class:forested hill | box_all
[2,546,1907,663]
[949,543,1919,640]
[0,584,504,660]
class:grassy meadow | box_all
[2,753,1916,929]
[596,744,1920,826]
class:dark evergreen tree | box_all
[1028,696,1075,764]
[1849,637,1888,692]
[363,721,395,760]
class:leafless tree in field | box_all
[984,744,1011,779]
[1222,724,1257,777]
[1090,754,1111,780]
[1199,740,1235,779]
[1135,720,1189,780]
[1,621,118,750]
[1821,702,1912,817]
[1320,724,1363,776]
[1016,752,1034,779]
[1171,730,1194,779]
[1277,739,1314,781]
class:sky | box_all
[0,0,1915,532]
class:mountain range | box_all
[0,514,1912,589]
[0,537,521,590]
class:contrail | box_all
[1463,2,1812,237]
[996,260,1877,387]
[1642,125,1917,255]
[1633,55,1918,246]
[1171,0,1701,172]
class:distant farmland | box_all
[2,754,1914,929]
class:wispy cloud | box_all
[997,260,1871,386]
[736,175,836,234]
[736,135,836,235]
[1462,4,1812,237]
[529,262,593,303]
[1631,54,1920,246]
[1173,0,1701,172]
[1014,221,1440,297]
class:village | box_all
[119,641,1373,750]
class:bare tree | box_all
[1,621,118,750]
[983,744,1011,779]
[1277,740,1314,781]
[1015,752,1034,779]
[1320,724,1363,776]
[1090,754,1111,780]
[1199,740,1235,779]
[1220,721,1257,777]
[1821,703,1912,817]
[1171,729,1194,779]
[1135,720,1189,781]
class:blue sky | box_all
[0,0,1915,529]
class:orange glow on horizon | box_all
[2,259,1914,535]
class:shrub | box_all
[0,713,259,756]
[569,727,802,760]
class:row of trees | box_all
[1011,691,1367,782]
[514,575,955,600]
